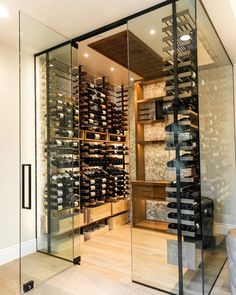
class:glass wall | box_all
[128,0,234,294]
[128,1,201,294]
[20,12,76,292]
[197,1,235,294]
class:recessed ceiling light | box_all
[49,64,54,67]
[84,53,89,58]
[180,34,191,41]
[130,78,134,81]
[0,6,10,18]
[150,29,156,35]
[110,67,115,71]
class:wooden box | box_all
[87,203,112,224]
[59,213,85,234]
[51,233,84,254]
[111,200,124,215]
[121,198,130,211]
[84,225,109,241]
[107,212,129,230]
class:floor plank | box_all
[0,225,231,295]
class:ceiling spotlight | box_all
[150,29,156,35]
[180,34,191,41]
[130,78,134,81]
[110,67,115,71]
[84,53,89,58]
[0,6,10,18]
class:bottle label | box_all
[57,197,63,204]
[52,175,58,181]
[56,140,62,146]
[74,201,79,207]
[57,190,63,197]
[179,132,191,141]
[95,134,100,140]
[90,179,95,184]
[102,178,106,183]
[67,131,74,137]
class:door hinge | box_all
[73,256,81,265]
[23,280,34,293]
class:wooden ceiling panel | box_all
[88,30,163,80]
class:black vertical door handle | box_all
[22,164,32,209]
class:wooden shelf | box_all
[131,180,170,186]
[137,96,164,104]
[135,220,168,232]
[137,119,165,124]
[137,139,165,144]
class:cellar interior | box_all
[18,0,234,294]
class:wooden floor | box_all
[0,225,231,295]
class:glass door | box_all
[20,12,80,293]
[128,1,204,294]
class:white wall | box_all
[0,41,19,254]
[0,41,37,265]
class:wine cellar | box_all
[22,0,234,294]
[37,52,131,257]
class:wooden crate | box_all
[111,200,124,215]
[51,233,84,254]
[84,225,109,241]
[107,212,129,230]
[59,213,85,234]
[121,198,130,211]
[87,203,112,224]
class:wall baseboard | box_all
[0,239,36,266]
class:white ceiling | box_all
[1,0,235,65]
[201,0,236,64]
[0,0,166,47]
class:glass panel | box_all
[197,2,235,294]
[35,44,80,262]
[20,12,78,292]
[173,1,204,294]
[128,3,180,294]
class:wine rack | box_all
[162,10,201,238]
[78,67,130,211]
[42,57,130,250]
[45,58,80,218]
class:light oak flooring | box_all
[0,225,231,295]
